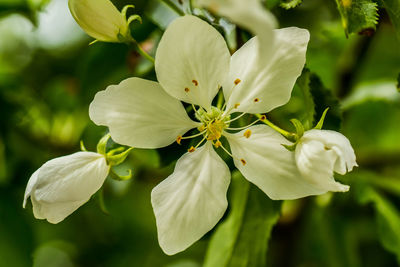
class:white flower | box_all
[89,13,327,254]
[23,152,110,224]
[68,0,134,43]
[295,129,357,192]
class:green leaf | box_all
[335,0,379,36]
[204,172,282,267]
[357,186,400,264]
[381,0,400,40]
[280,0,302,9]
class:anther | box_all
[234,78,241,85]
[188,146,196,152]
[184,87,190,92]
[192,80,198,86]
[176,136,182,145]
[243,130,252,138]
[260,115,266,120]
[254,98,259,103]
[214,140,222,148]
[240,159,247,165]
[234,103,240,108]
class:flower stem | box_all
[131,38,155,63]
[256,114,296,141]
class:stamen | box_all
[214,140,222,148]
[254,98,259,103]
[240,159,247,165]
[181,130,207,140]
[243,129,252,138]
[234,103,240,108]
[218,142,234,158]
[176,135,182,145]
[260,115,266,121]
[234,78,241,85]
[226,118,260,131]
[225,112,246,123]
[184,87,190,92]
[192,79,198,86]
[188,146,196,152]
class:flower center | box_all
[195,106,230,141]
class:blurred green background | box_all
[0,0,399,266]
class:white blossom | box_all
[295,129,357,192]
[68,0,133,43]
[23,152,109,224]
[89,13,326,254]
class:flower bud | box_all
[295,129,357,192]
[68,0,132,43]
[23,152,109,223]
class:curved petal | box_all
[301,129,357,175]
[68,0,128,42]
[295,139,349,192]
[89,77,200,149]
[224,125,326,200]
[23,169,40,208]
[151,142,230,255]
[155,15,230,110]
[31,152,109,224]
[225,28,310,114]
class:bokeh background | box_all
[0,0,399,266]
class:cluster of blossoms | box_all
[23,0,357,255]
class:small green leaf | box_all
[314,108,330,129]
[280,0,302,9]
[335,0,379,36]
[204,172,282,267]
[381,0,400,40]
[290,118,304,137]
[357,186,400,264]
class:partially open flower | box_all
[295,129,357,192]
[68,0,137,43]
[23,152,110,224]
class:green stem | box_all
[255,114,296,141]
[160,0,185,16]
[131,39,155,63]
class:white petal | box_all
[23,169,40,208]
[151,142,230,255]
[225,28,310,114]
[89,77,200,149]
[295,139,350,192]
[68,0,128,42]
[224,125,326,200]
[30,152,109,224]
[300,129,357,175]
[155,15,230,110]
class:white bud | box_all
[23,152,109,224]
[68,0,130,43]
[295,129,357,192]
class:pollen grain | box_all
[243,129,252,138]
[192,80,198,86]
[234,78,241,85]
[240,159,246,165]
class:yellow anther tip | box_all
[234,103,240,108]
[240,159,246,165]
[254,98,260,103]
[176,136,182,145]
[243,130,252,138]
[184,87,190,92]
[188,146,196,152]
[260,115,266,120]
[192,79,198,86]
[214,140,222,148]
[234,78,241,85]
